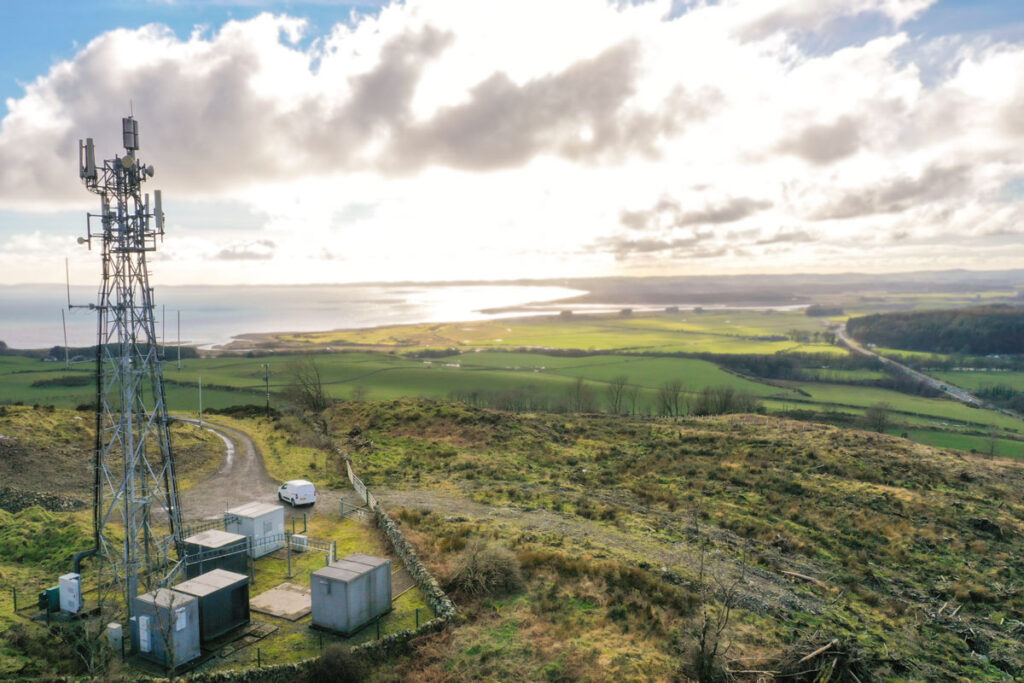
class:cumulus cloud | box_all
[1,0,1023,282]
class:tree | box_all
[284,355,329,413]
[657,378,685,417]
[685,544,742,683]
[566,377,597,413]
[605,375,629,414]
[863,402,892,433]
[626,385,642,416]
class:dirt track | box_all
[176,418,279,521]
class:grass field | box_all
[6,348,1024,456]
[934,370,1024,392]
[782,381,1023,432]
[257,309,841,355]
[897,428,1024,458]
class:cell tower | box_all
[78,117,184,617]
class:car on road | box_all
[277,479,317,506]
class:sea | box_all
[0,283,586,350]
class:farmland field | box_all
[933,370,1024,392]
[253,309,841,355]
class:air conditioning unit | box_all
[291,534,308,553]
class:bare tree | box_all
[657,378,685,417]
[567,377,597,413]
[350,384,368,402]
[626,385,642,415]
[52,620,111,677]
[605,375,629,415]
[284,355,329,413]
[863,402,892,433]
[688,544,743,682]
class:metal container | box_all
[173,569,250,643]
[59,573,81,613]
[311,555,392,635]
[130,588,201,669]
[183,529,249,579]
[225,502,285,558]
[38,586,60,612]
[343,553,393,617]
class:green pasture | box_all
[933,370,1024,392]
[785,382,1022,432]
[448,352,796,398]
[896,429,1024,458]
[272,309,841,355]
[6,345,1024,458]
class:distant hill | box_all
[847,305,1024,354]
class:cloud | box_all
[809,164,971,219]
[0,5,699,207]
[755,228,815,245]
[213,238,276,260]
[1,0,1023,283]
[724,0,936,40]
[778,116,861,164]
[621,196,773,230]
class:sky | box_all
[0,0,1023,286]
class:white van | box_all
[277,480,317,506]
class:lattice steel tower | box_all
[78,117,184,617]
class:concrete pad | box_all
[250,582,311,621]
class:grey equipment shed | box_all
[311,554,392,635]
[130,588,201,669]
[225,501,285,558]
[174,569,250,642]
[183,529,249,579]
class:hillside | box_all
[846,306,1024,355]
[320,400,1024,681]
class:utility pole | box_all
[199,375,203,428]
[261,363,270,418]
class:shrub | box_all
[448,538,523,598]
[308,644,365,683]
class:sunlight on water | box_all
[0,283,586,349]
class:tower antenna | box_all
[77,114,184,619]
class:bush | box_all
[448,538,523,598]
[308,644,366,683]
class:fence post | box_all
[415,608,420,629]
[376,619,380,640]
[332,541,337,562]
[292,517,295,535]
[303,513,307,533]
[286,533,292,579]
[11,588,15,612]
[249,544,255,586]
[257,647,261,668]
[340,499,345,518]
